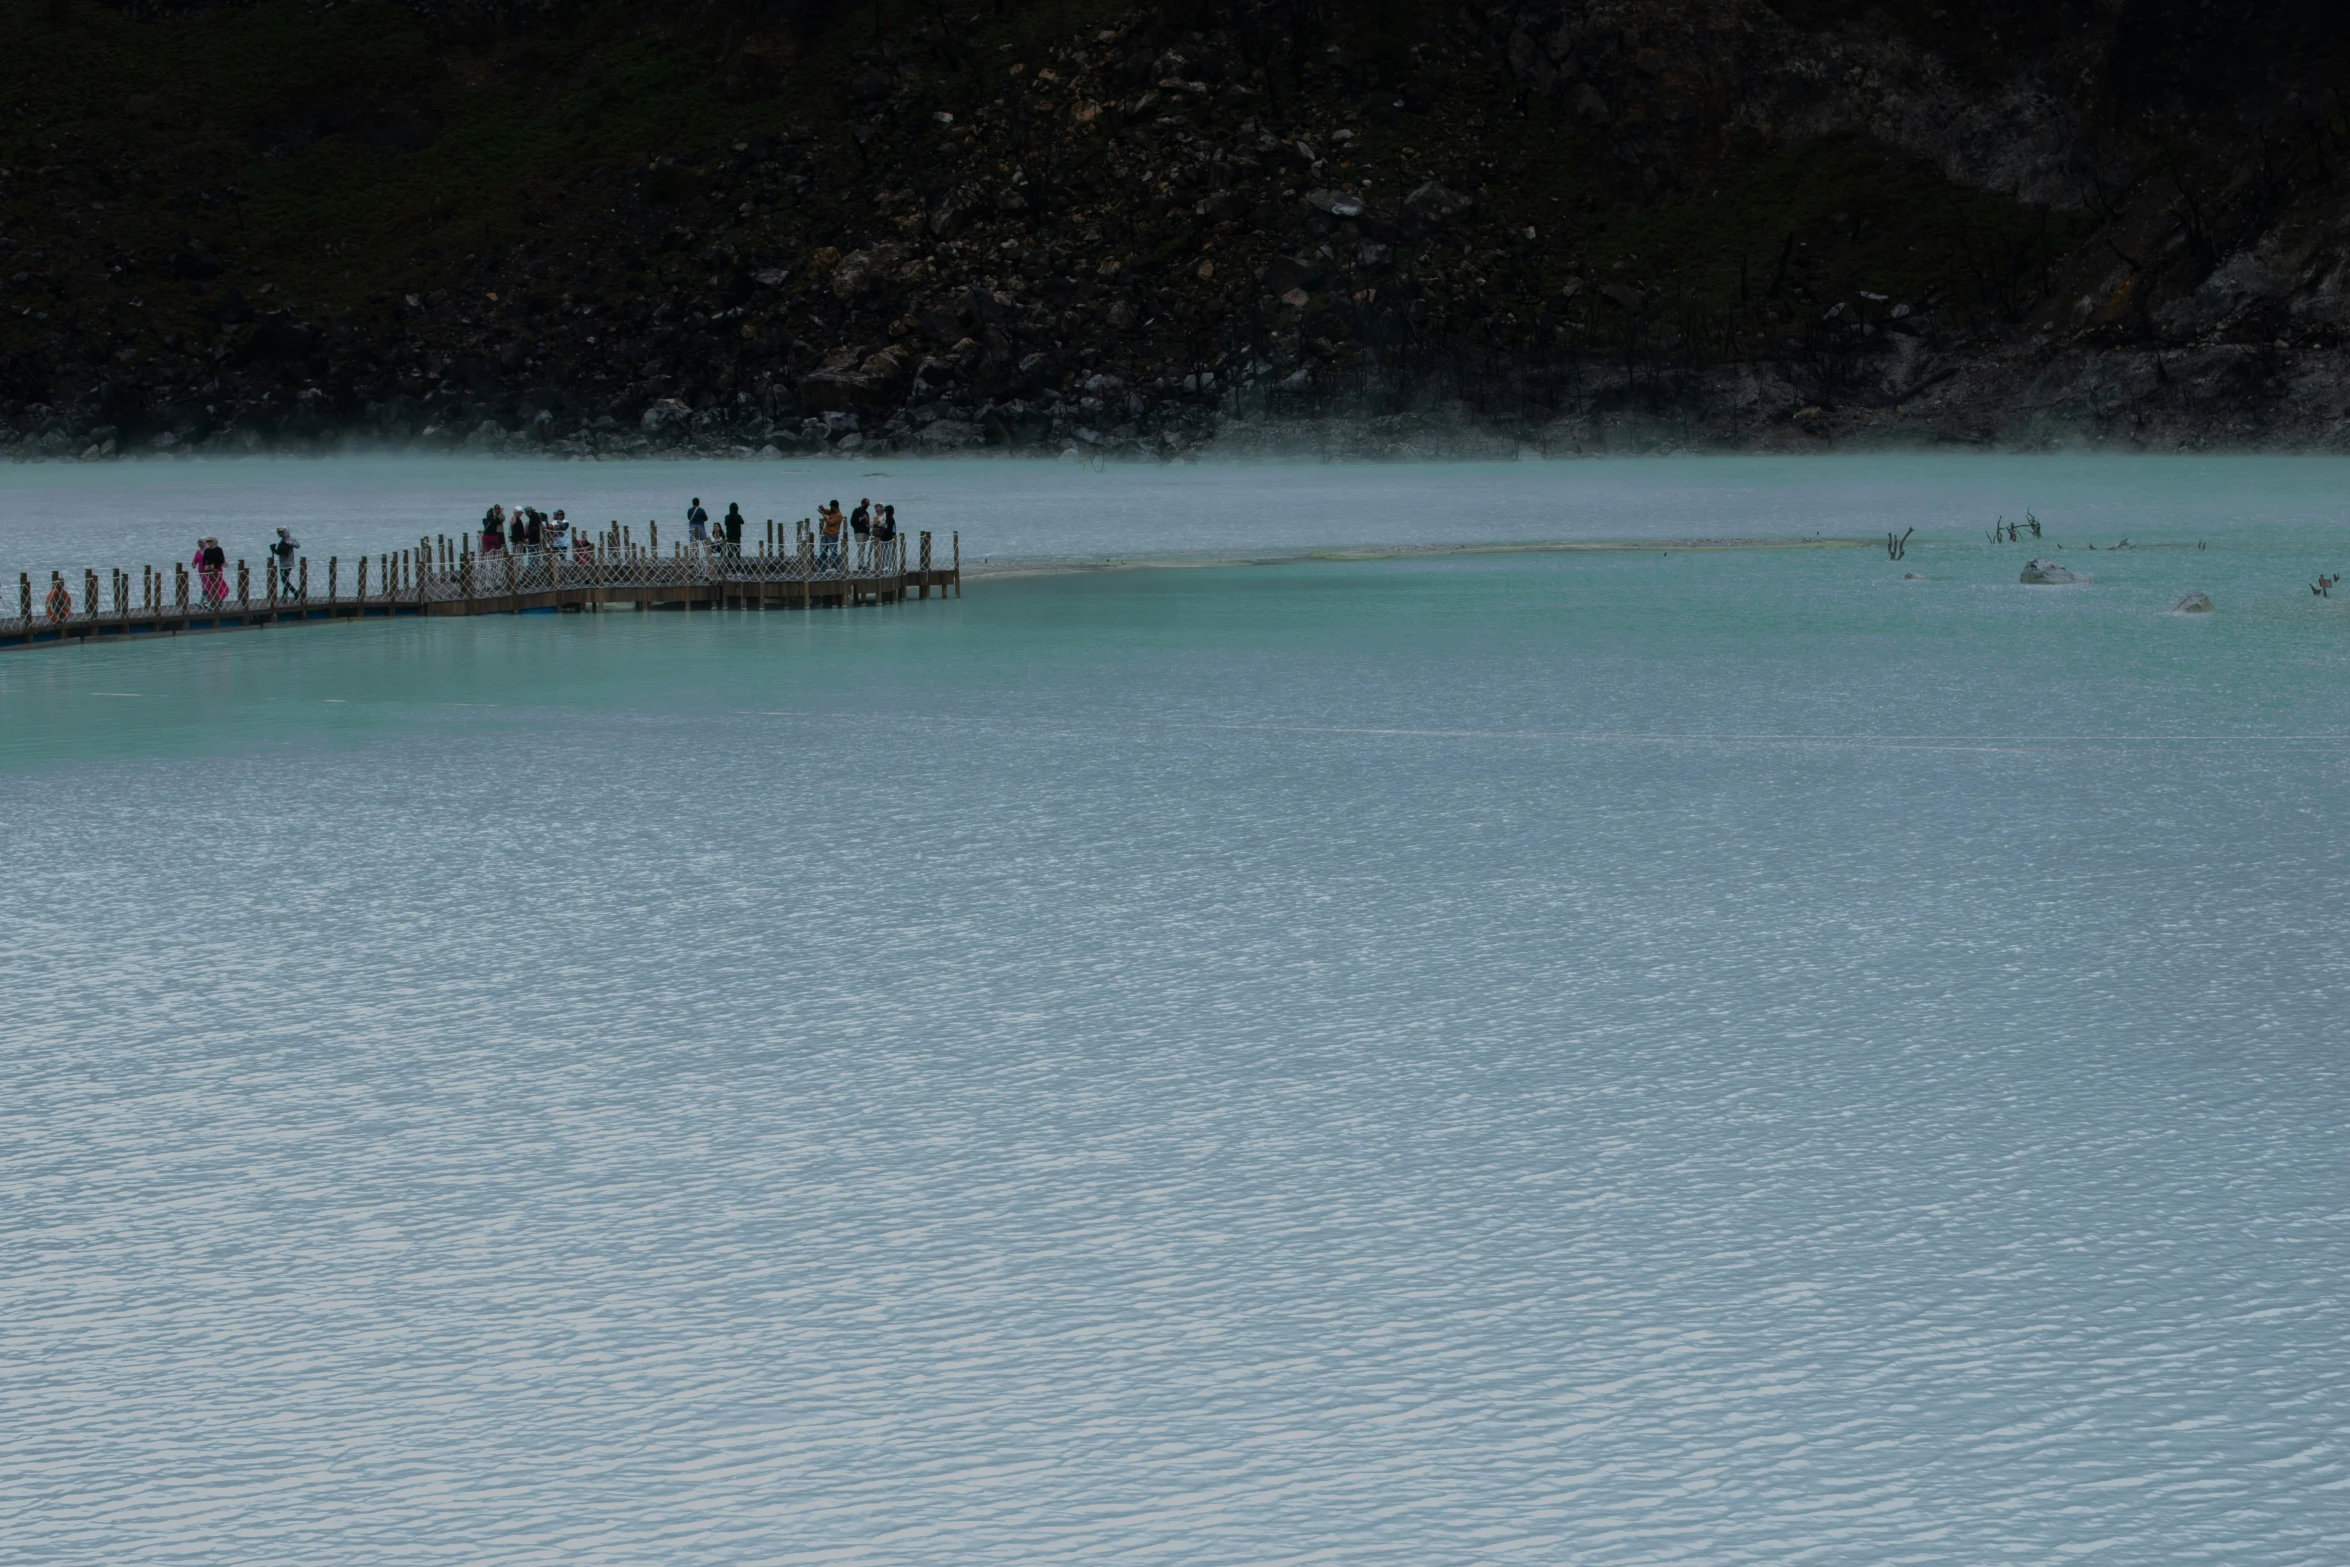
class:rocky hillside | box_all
[1,0,2346,460]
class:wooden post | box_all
[507,547,518,613]
[297,557,309,605]
[357,555,368,605]
[329,556,339,604]
[462,551,474,609]
[953,531,961,596]
[919,530,932,598]
[175,561,189,612]
[237,560,249,609]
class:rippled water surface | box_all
[4,457,2348,1564]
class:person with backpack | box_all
[270,527,300,592]
[687,497,711,552]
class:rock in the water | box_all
[2171,590,2214,613]
[2020,558,2083,584]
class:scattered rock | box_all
[2170,590,2214,613]
[800,344,915,409]
[829,244,906,299]
[2020,558,2084,584]
[1261,254,1323,295]
[1303,188,1364,219]
[916,419,983,449]
[1404,181,1475,224]
[167,242,224,281]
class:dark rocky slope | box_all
[1,0,2346,460]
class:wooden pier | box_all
[2,524,960,652]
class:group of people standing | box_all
[167,530,277,609]
[190,537,229,604]
[479,504,581,558]
[454,494,909,571]
[685,497,750,554]
[815,497,899,568]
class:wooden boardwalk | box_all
[3,527,960,652]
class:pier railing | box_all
[4,527,960,651]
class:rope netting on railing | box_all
[6,528,949,637]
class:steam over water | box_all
[4,457,2348,1564]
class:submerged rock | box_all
[2020,558,2083,584]
[2171,590,2215,613]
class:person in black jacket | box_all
[722,502,745,557]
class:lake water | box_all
[3,456,2348,1565]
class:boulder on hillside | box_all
[1261,255,1322,295]
[168,241,225,281]
[2020,557,2084,584]
[916,419,983,449]
[1405,181,1475,224]
[830,244,907,299]
[798,345,914,410]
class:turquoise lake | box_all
[3,456,2347,1563]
